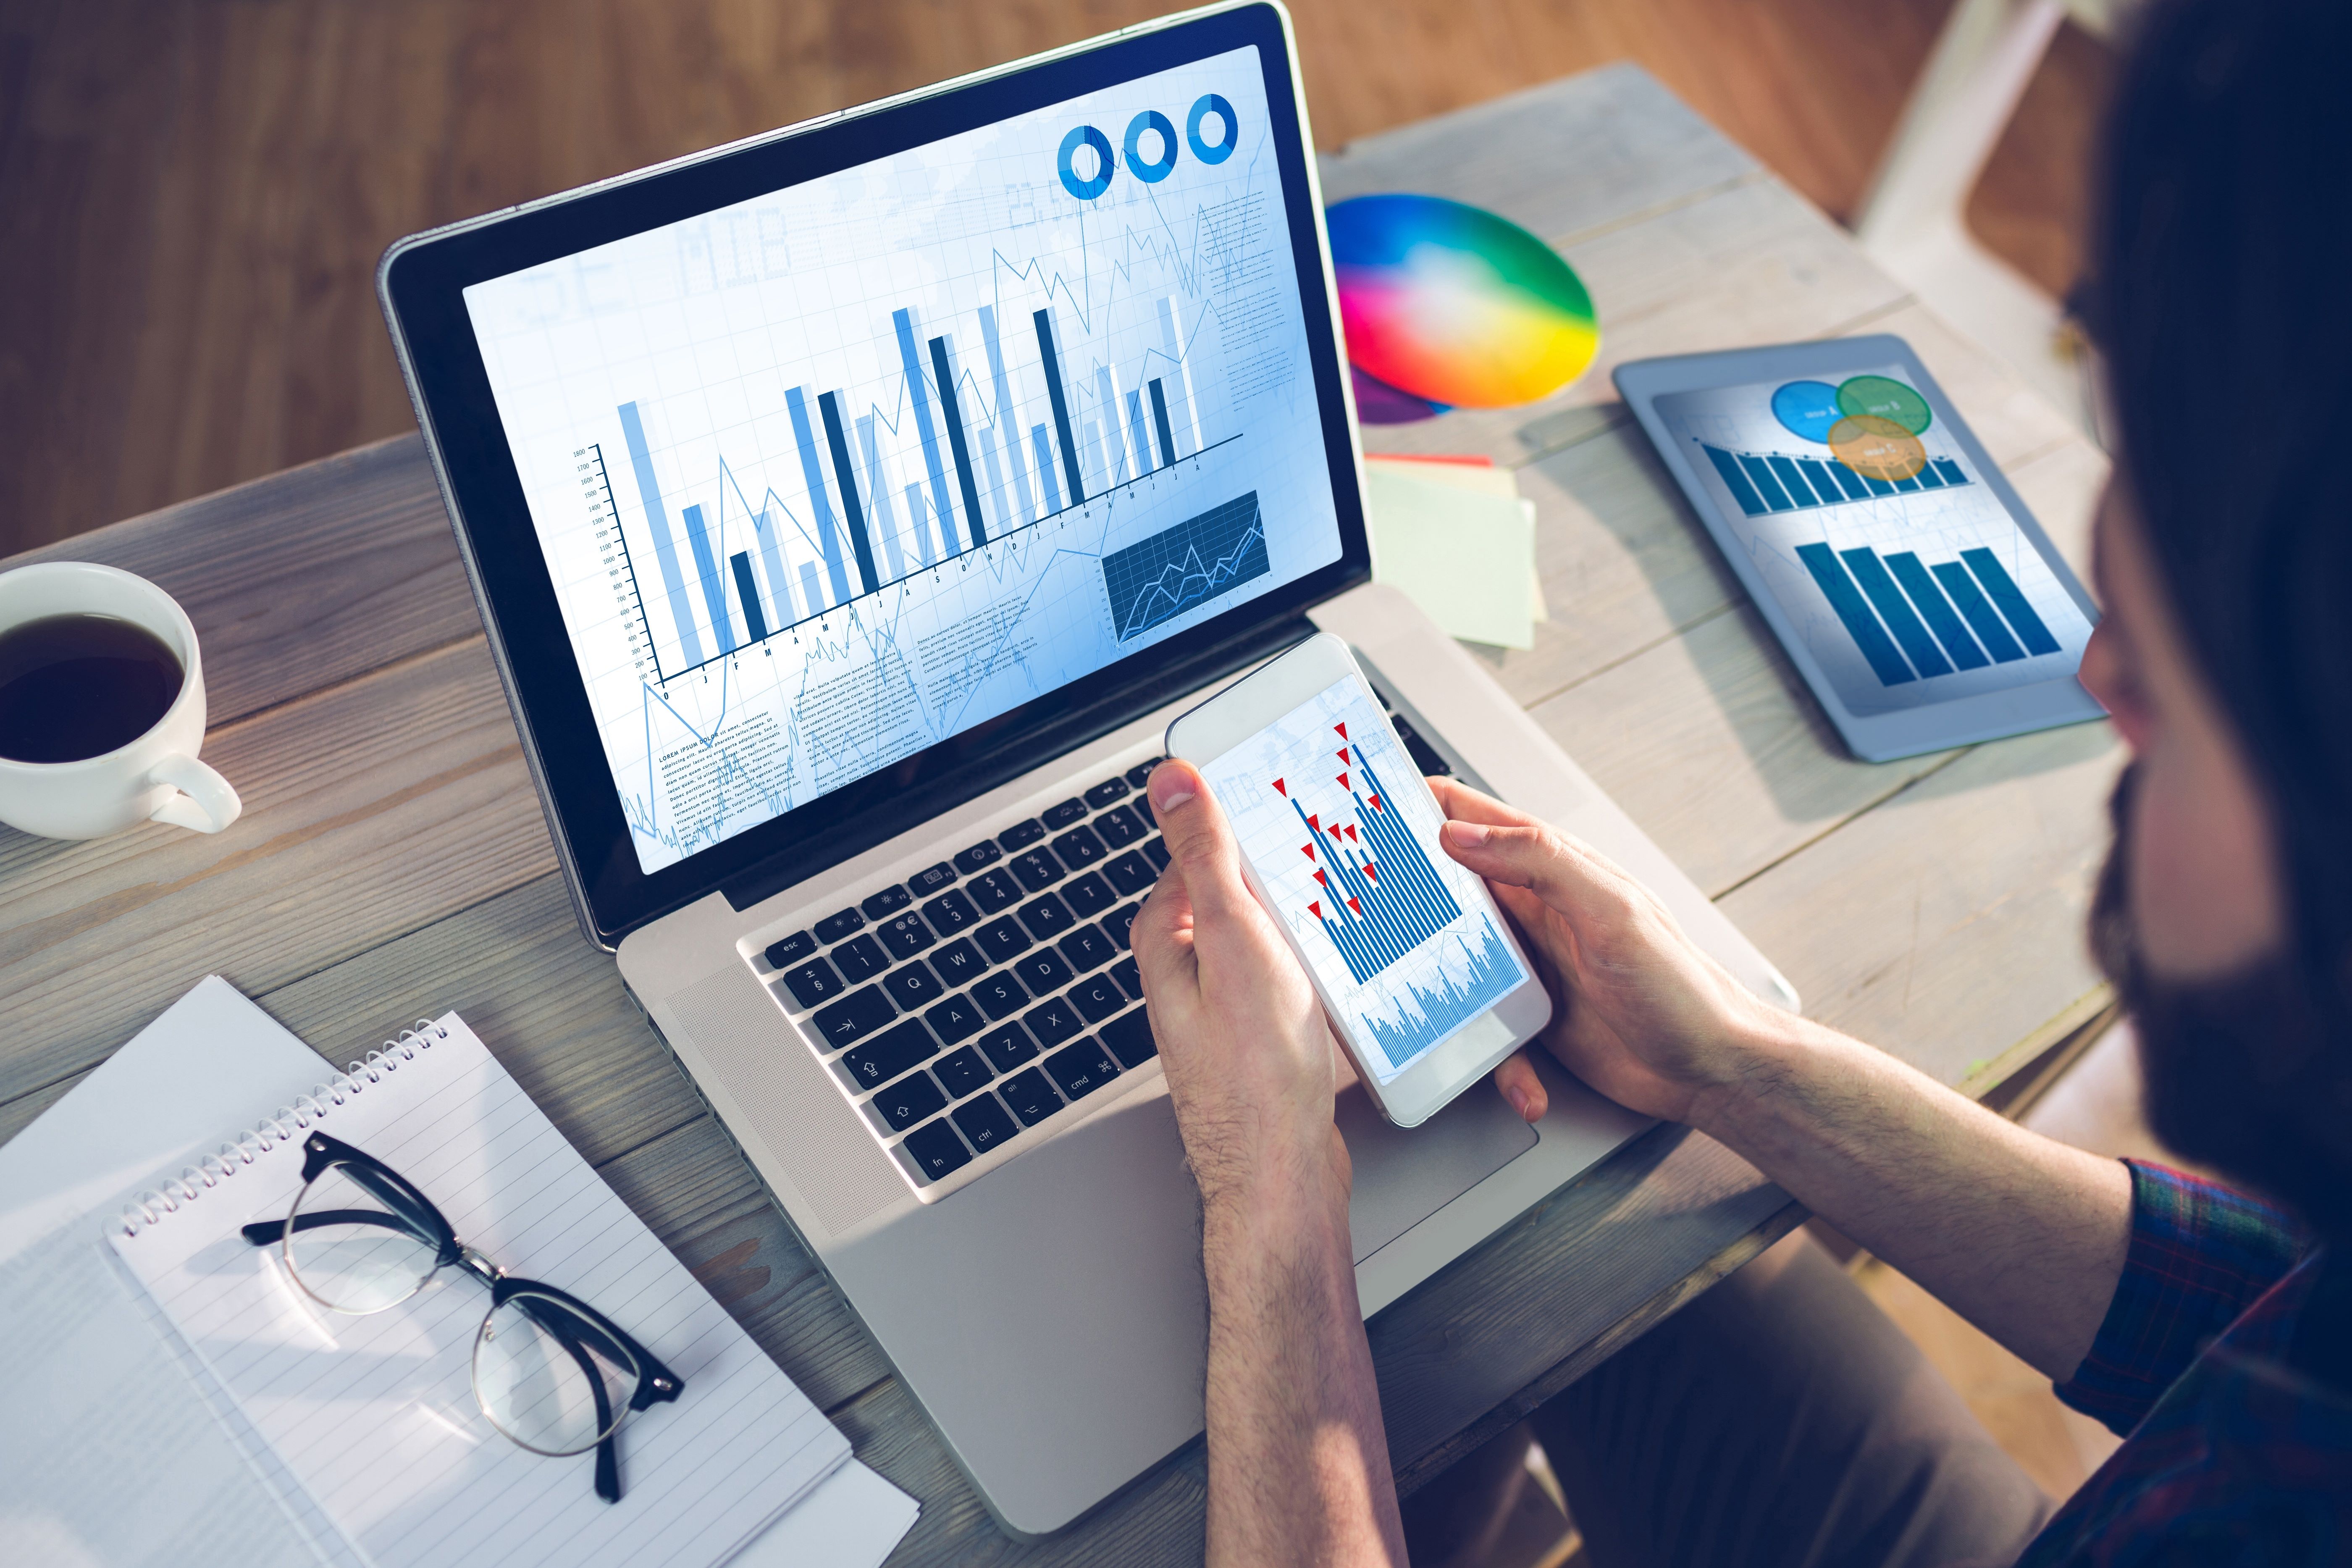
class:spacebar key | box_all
[810,985,897,1049]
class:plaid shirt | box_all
[2014,1161,2352,1566]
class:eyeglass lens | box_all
[474,1290,643,1455]
[283,1158,443,1313]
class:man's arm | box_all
[1436,778,2134,1382]
[1133,761,1406,1568]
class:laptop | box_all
[380,0,1797,1536]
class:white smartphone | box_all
[1164,633,1553,1127]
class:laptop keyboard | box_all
[756,757,1172,1192]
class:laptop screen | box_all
[459,43,1341,877]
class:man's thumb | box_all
[1147,760,1247,918]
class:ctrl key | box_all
[898,1119,972,1185]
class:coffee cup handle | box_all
[147,753,243,834]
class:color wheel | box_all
[1328,194,1599,419]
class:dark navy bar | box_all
[928,336,990,550]
[1932,560,2026,661]
[1703,444,1770,516]
[1032,309,1087,507]
[1796,542,1915,685]
[729,552,768,643]
[1767,455,1822,507]
[1961,548,2062,655]
[1149,379,1179,469]
[1884,551,1988,670]
[680,503,735,654]
[1842,547,1953,676]
[816,391,881,596]
[1739,454,1796,510]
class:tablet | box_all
[1615,336,2105,762]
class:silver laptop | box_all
[380,0,1796,1536]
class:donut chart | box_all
[1327,194,1599,410]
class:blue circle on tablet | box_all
[1188,94,1238,163]
[1125,110,1178,183]
[1058,126,1113,200]
[1772,380,1845,444]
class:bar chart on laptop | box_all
[466,45,1342,873]
[1657,371,2094,714]
[1202,678,1529,1079]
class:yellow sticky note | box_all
[1365,457,1548,622]
[1363,465,1537,650]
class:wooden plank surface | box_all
[0,66,2121,1565]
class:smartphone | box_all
[1163,633,1553,1126]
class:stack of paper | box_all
[1362,454,1548,649]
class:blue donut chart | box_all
[1058,125,1114,200]
[1187,93,1237,164]
[1124,110,1178,183]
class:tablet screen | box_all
[459,44,1340,876]
[1656,368,2092,715]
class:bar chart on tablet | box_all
[465,45,1343,873]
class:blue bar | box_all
[857,414,904,579]
[1149,380,1178,468]
[1931,562,2025,662]
[817,392,880,596]
[785,387,852,605]
[903,485,932,567]
[1796,543,1915,686]
[1961,549,2062,655]
[1841,547,1952,676]
[1351,743,1461,930]
[1032,309,1087,507]
[1932,459,1966,486]
[928,336,989,549]
[1826,462,1875,501]
[1861,474,1896,496]
[892,307,959,559]
[680,504,735,654]
[1032,425,1063,512]
[1126,389,1154,478]
[978,306,1034,525]
[1703,444,1769,516]
[1912,461,1946,489]
[1097,368,1131,485]
[753,507,792,621]
[615,402,704,666]
[1892,474,1921,493]
[1766,455,1822,507]
[980,438,1008,540]
[729,552,768,643]
[1884,552,1989,670]
[1082,421,1105,493]
[1738,454,1795,510]
[798,561,826,615]
[1794,458,1847,504]
[1155,297,1197,457]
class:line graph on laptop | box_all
[465,45,1342,872]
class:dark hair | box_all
[2094,0,2352,1227]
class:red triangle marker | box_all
[1271,778,1286,797]
[1337,747,1350,763]
[1362,861,1378,882]
[1368,794,1382,812]
[1329,823,1342,841]
[1343,824,1357,842]
[1301,842,1316,860]
[1313,868,1328,886]
[1334,722,1347,739]
[1347,896,1361,914]
[1337,772,1350,792]
[1306,812,1320,831]
[1309,901,1321,920]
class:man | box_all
[1129,0,2352,1561]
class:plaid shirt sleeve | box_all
[2054,1159,2310,1436]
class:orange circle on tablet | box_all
[1829,415,1928,483]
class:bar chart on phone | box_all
[1203,677,1529,1079]
[465,45,1341,873]
[1658,371,2093,714]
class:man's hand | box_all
[1131,757,1349,1214]
[1131,759,1407,1568]
[1429,777,1783,1131]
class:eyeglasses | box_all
[241,1131,682,1502]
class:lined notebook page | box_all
[111,1014,848,1568]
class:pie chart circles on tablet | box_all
[1772,380,1846,444]
[1326,194,1599,409]
[1835,375,1932,435]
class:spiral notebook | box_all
[108,1011,853,1568]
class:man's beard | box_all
[2091,764,2352,1247]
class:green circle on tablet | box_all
[1835,375,1932,435]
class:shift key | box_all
[810,985,896,1049]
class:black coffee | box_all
[0,613,185,763]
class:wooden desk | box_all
[0,66,2116,1562]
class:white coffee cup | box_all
[0,562,243,840]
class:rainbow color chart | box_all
[1327,194,1598,419]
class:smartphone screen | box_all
[1198,674,1532,1084]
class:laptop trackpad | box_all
[1338,1081,1538,1264]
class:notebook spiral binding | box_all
[116,1019,449,1237]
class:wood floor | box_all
[0,0,2109,556]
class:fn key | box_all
[900,1120,971,1184]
